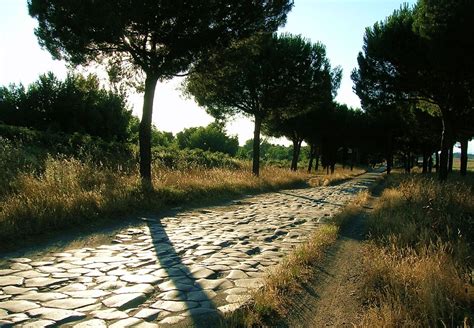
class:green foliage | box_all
[28,0,293,77]
[0,72,132,141]
[0,124,134,192]
[350,4,474,178]
[176,122,239,156]
[29,0,293,182]
[127,117,174,147]
[152,146,240,170]
[185,33,336,174]
[237,139,309,167]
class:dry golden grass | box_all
[0,157,309,244]
[360,174,474,327]
[308,167,366,187]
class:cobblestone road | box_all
[0,171,381,327]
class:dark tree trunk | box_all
[439,115,453,181]
[307,144,315,173]
[252,115,262,176]
[291,139,302,171]
[342,146,347,169]
[386,132,393,174]
[460,137,468,176]
[405,152,411,173]
[422,151,428,173]
[139,74,159,187]
[428,155,433,173]
[435,151,439,172]
[350,149,354,171]
[315,152,320,171]
[330,163,335,174]
[448,144,454,173]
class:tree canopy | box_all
[185,33,334,175]
[0,72,131,141]
[352,3,474,179]
[29,0,293,184]
[176,122,239,156]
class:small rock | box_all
[73,319,107,327]
[187,267,215,279]
[226,270,249,280]
[195,278,233,291]
[226,294,251,304]
[234,278,264,289]
[10,258,31,264]
[10,263,32,271]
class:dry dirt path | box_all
[0,171,381,327]
[285,173,383,328]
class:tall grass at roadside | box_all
[0,156,309,245]
[360,174,474,327]
[308,166,366,187]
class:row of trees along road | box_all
[28,0,293,186]
[185,33,341,176]
[352,0,474,180]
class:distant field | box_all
[452,157,474,171]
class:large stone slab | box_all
[20,319,56,328]
[90,309,128,320]
[102,293,146,310]
[113,284,154,295]
[27,308,86,324]
[42,298,97,310]
[0,276,23,287]
[64,290,110,298]
[73,319,107,327]
[16,292,67,302]
[24,278,67,288]
[0,300,39,312]
[151,300,199,312]
[234,278,264,289]
[120,274,161,285]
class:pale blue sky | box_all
[0,0,471,152]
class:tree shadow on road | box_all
[146,219,223,327]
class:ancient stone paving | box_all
[0,172,380,327]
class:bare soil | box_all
[283,182,384,328]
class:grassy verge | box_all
[224,190,370,327]
[359,173,474,327]
[0,157,313,247]
[308,166,367,187]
